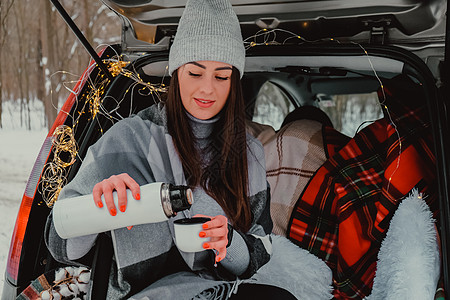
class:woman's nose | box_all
[199,76,214,94]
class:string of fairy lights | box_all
[40,53,168,207]
[40,28,404,207]
[350,41,402,191]
[245,28,403,189]
[243,28,330,50]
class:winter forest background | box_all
[0,0,383,295]
[1,0,121,131]
[0,0,121,294]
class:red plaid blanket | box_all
[287,75,440,299]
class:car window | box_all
[252,81,295,130]
[252,81,383,136]
[318,92,383,137]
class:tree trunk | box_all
[83,0,93,45]
[36,24,46,128]
[21,2,31,130]
[13,1,25,127]
[40,0,58,129]
[0,0,15,129]
[335,94,346,132]
[0,50,3,129]
[0,64,3,129]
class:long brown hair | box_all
[166,67,251,232]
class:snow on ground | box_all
[0,129,48,295]
[0,99,48,295]
[1,100,47,131]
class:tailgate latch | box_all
[370,26,387,45]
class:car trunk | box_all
[102,0,450,292]
[2,0,449,299]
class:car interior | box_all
[2,0,449,299]
[36,43,442,298]
[3,38,447,300]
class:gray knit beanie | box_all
[168,0,245,78]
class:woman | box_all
[45,0,280,299]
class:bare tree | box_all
[0,0,16,128]
[40,0,59,129]
[1,0,120,130]
[13,1,27,128]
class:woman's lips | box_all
[194,98,215,108]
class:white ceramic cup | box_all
[174,217,211,252]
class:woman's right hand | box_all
[92,173,140,216]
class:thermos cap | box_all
[161,183,194,217]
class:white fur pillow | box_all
[245,234,333,300]
[368,190,440,300]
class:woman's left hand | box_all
[194,214,229,263]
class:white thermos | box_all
[53,182,193,239]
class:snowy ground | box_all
[0,129,48,295]
[0,99,48,295]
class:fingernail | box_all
[135,193,140,200]
[127,226,133,230]
[199,231,206,238]
[202,223,208,229]
[110,208,117,216]
[120,205,126,212]
[97,202,103,208]
[203,243,210,249]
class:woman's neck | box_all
[185,110,220,141]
